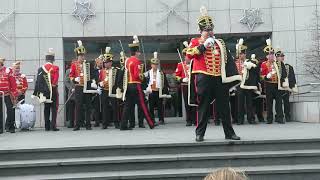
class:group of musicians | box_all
[0,6,297,143]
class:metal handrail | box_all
[0,91,5,133]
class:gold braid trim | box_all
[217,39,228,64]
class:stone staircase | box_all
[0,138,320,180]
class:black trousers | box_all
[149,91,164,122]
[44,86,59,130]
[113,98,122,128]
[266,83,283,122]
[194,74,236,137]
[66,99,75,127]
[254,98,264,121]
[0,95,14,133]
[181,84,196,124]
[121,83,154,129]
[229,95,237,123]
[128,105,145,127]
[74,86,92,128]
[101,90,112,128]
[92,94,101,125]
[280,90,291,121]
[237,88,254,123]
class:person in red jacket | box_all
[186,6,241,142]
[120,35,155,130]
[0,57,18,133]
[33,48,60,131]
[175,41,196,126]
[12,61,28,102]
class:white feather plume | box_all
[133,35,139,44]
[266,38,271,46]
[120,51,124,57]
[200,6,208,16]
[183,41,189,48]
[251,54,256,60]
[105,47,111,54]
[48,48,54,53]
[236,44,239,50]
[239,38,244,45]
[77,40,83,47]
[154,52,158,59]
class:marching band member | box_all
[175,41,196,126]
[186,6,241,142]
[70,40,98,131]
[0,57,18,133]
[145,52,171,125]
[99,47,117,129]
[235,39,260,125]
[120,35,155,130]
[260,39,288,124]
[275,49,298,122]
[92,55,103,127]
[12,61,28,102]
[32,48,60,131]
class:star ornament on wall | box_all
[156,0,189,26]
[72,0,95,24]
[240,8,263,32]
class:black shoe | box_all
[214,121,220,126]
[186,122,192,126]
[102,125,108,129]
[159,121,165,125]
[258,118,265,122]
[225,135,240,140]
[139,124,146,128]
[120,127,133,131]
[45,128,50,131]
[94,123,100,127]
[266,121,273,124]
[277,120,285,124]
[9,129,15,133]
[0,131,3,134]
[86,127,92,130]
[73,127,80,131]
[52,128,60,131]
[196,135,204,142]
[248,121,257,124]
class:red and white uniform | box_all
[187,37,222,76]
[126,56,143,84]
[13,72,28,95]
[260,60,278,83]
[0,66,18,97]
[99,68,110,90]
[175,61,190,84]
[69,60,84,86]
[235,59,244,76]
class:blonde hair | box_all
[204,168,248,180]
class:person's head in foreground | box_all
[204,168,248,180]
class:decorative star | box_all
[71,0,95,24]
[239,8,263,32]
[0,10,15,44]
[156,0,189,26]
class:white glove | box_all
[75,77,80,83]
[91,80,97,89]
[182,77,189,83]
[266,73,272,79]
[146,86,152,94]
[204,37,215,48]
[71,88,75,92]
[39,93,46,103]
[97,87,102,95]
[99,81,104,87]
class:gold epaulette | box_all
[186,47,200,56]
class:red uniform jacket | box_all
[260,60,278,83]
[126,56,143,84]
[13,72,28,95]
[235,59,244,76]
[175,62,190,85]
[43,63,59,86]
[99,68,110,90]
[0,66,18,97]
[186,37,222,76]
[69,60,84,86]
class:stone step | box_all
[0,150,319,177]
[1,164,320,180]
[1,138,320,161]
